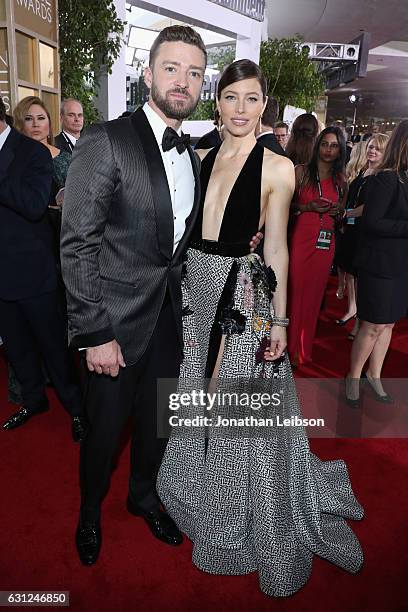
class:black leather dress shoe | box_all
[2,403,49,430]
[76,521,101,566]
[126,497,183,546]
[71,415,89,443]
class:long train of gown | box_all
[157,247,364,598]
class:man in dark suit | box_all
[194,109,222,149]
[256,97,286,156]
[0,97,86,441]
[54,98,84,154]
[60,26,208,566]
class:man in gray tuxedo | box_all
[61,26,206,565]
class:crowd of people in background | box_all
[0,88,407,433]
[193,99,408,396]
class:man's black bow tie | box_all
[162,127,190,154]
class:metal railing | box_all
[207,0,265,22]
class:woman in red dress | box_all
[288,127,347,365]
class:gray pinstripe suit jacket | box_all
[60,108,201,366]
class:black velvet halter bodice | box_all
[191,142,264,246]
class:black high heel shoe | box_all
[362,372,394,404]
[344,376,361,408]
[336,313,357,326]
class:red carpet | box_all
[1,278,407,611]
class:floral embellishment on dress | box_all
[238,271,254,310]
[265,266,277,293]
[253,316,263,332]
[238,271,251,288]
[218,308,246,335]
[247,256,277,303]
[186,339,197,347]
[253,316,271,334]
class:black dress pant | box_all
[80,295,182,523]
[0,290,82,415]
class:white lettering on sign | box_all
[16,0,52,23]
[0,52,10,111]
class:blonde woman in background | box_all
[14,97,59,157]
[14,97,72,260]
[335,134,389,339]
[0,97,86,442]
[346,121,408,406]
[13,97,72,197]
[335,141,368,331]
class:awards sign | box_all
[0,29,10,111]
[14,0,57,41]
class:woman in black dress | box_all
[158,60,363,598]
[336,135,388,337]
[346,121,408,406]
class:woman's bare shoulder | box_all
[263,149,294,175]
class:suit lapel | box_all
[0,128,20,176]
[172,145,201,262]
[130,108,173,261]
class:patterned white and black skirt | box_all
[157,246,363,598]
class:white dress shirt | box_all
[0,124,11,150]
[63,131,77,147]
[143,102,195,252]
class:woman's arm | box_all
[290,164,305,213]
[263,156,295,360]
[329,178,348,217]
[339,180,348,212]
[346,203,364,218]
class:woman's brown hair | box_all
[13,96,54,144]
[286,113,319,166]
[377,120,408,174]
[217,59,267,101]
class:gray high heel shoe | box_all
[363,372,394,404]
[345,376,361,408]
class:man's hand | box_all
[249,231,264,252]
[86,340,126,377]
[264,327,287,361]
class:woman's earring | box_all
[258,115,263,133]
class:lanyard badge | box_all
[316,229,333,250]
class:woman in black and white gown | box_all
[157,60,363,598]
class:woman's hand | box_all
[328,202,343,217]
[306,198,331,213]
[264,326,287,361]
